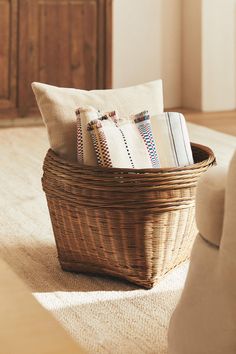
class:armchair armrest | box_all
[0,258,85,354]
[196,165,226,247]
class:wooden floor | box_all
[0,110,236,136]
[175,109,236,136]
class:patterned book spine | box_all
[134,111,160,168]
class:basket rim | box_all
[45,142,216,174]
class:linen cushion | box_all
[168,151,236,354]
[151,112,193,167]
[87,110,160,168]
[32,80,163,161]
[196,166,226,247]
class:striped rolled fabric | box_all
[76,106,100,166]
[87,111,160,169]
[133,111,160,168]
[151,112,194,167]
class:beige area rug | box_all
[0,123,235,354]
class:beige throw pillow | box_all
[32,80,163,161]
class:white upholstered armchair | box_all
[168,150,236,354]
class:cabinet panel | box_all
[19,0,98,116]
[0,0,17,110]
[38,0,97,88]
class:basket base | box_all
[59,258,189,289]
[60,259,155,289]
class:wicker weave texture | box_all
[42,143,215,288]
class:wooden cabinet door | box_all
[0,0,18,113]
[18,0,110,116]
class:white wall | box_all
[182,0,202,110]
[202,0,236,111]
[182,0,236,111]
[112,0,182,108]
[113,0,236,111]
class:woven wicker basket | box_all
[42,143,215,288]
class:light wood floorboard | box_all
[170,109,236,136]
